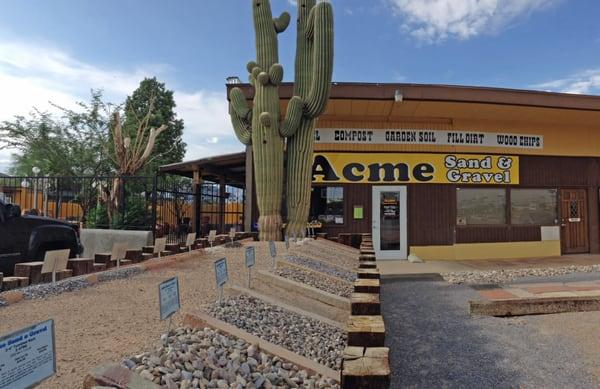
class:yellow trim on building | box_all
[410,240,561,261]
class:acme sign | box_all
[312,153,519,185]
[314,128,543,149]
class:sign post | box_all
[159,277,180,337]
[269,241,277,270]
[245,246,255,289]
[0,319,56,389]
[214,258,228,305]
[285,234,289,252]
[208,230,217,248]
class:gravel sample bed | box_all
[97,266,143,282]
[205,294,346,370]
[284,254,355,282]
[124,326,339,388]
[442,264,600,285]
[291,242,357,270]
[274,267,353,298]
[382,278,598,387]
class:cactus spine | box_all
[229,0,333,241]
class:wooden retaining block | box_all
[347,315,385,347]
[40,269,73,283]
[165,243,180,254]
[14,261,44,284]
[357,269,380,280]
[142,246,154,254]
[358,261,377,269]
[141,253,154,261]
[92,263,106,272]
[94,253,112,266]
[159,250,173,257]
[67,258,94,276]
[2,276,29,290]
[359,254,376,262]
[354,279,380,294]
[351,293,381,315]
[195,238,208,248]
[125,249,143,263]
[0,272,2,290]
[360,249,375,256]
[470,296,600,317]
[316,233,328,239]
[342,346,390,389]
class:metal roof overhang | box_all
[159,151,246,186]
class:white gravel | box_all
[442,264,600,285]
[124,326,339,388]
[205,295,346,370]
[284,254,355,282]
[274,267,352,298]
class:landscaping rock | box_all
[274,267,353,298]
[443,265,600,285]
[284,254,355,282]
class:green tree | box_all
[122,77,186,174]
[0,90,114,177]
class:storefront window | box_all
[457,188,506,225]
[511,189,557,225]
[311,186,344,224]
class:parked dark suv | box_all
[0,200,83,276]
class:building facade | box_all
[170,82,600,261]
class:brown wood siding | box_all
[318,184,372,237]
[456,225,540,243]
[408,185,455,246]
[520,156,600,186]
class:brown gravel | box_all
[0,241,284,389]
[289,240,358,270]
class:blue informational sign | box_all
[0,319,56,389]
[269,241,277,258]
[214,258,229,287]
[245,247,255,268]
[159,277,180,321]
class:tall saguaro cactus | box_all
[229,0,333,241]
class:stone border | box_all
[0,248,205,308]
[182,310,341,382]
[470,295,600,317]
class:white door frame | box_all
[372,186,408,260]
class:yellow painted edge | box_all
[410,240,561,261]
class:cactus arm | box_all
[304,2,334,118]
[280,96,304,137]
[269,64,284,85]
[229,106,252,145]
[273,12,291,33]
[253,0,278,69]
[230,87,252,120]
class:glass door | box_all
[372,186,407,260]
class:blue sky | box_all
[1,0,599,173]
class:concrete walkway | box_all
[379,254,600,276]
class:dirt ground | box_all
[0,241,287,389]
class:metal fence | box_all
[0,175,245,243]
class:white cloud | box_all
[387,0,557,42]
[0,39,243,173]
[533,69,600,95]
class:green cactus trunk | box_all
[285,0,334,238]
[228,0,332,241]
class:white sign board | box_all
[40,249,70,274]
[159,277,180,321]
[229,227,236,239]
[214,258,228,287]
[185,233,196,248]
[111,242,128,260]
[154,237,167,254]
[208,230,217,243]
[269,241,277,258]
[245,247,255,268]
[0,319,56,389]
[314,128,544,149]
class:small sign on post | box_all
[208,230,217,248]
[41,249,70,284]
[159,277,180,336]
[229,227,236,244]
[214,258,228,305]
[245,246,255,288]
[111,242,128,268]
[154,237,167,257]
[0,319,56,389]
[185,233,196,252]
[269,241,277,269]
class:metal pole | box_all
[247,266,251,289]
[151,176,158,240]
[33,177,38,211]
[218,286,223,305]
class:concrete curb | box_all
[470,295,600,317]
[183,311,341,383]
